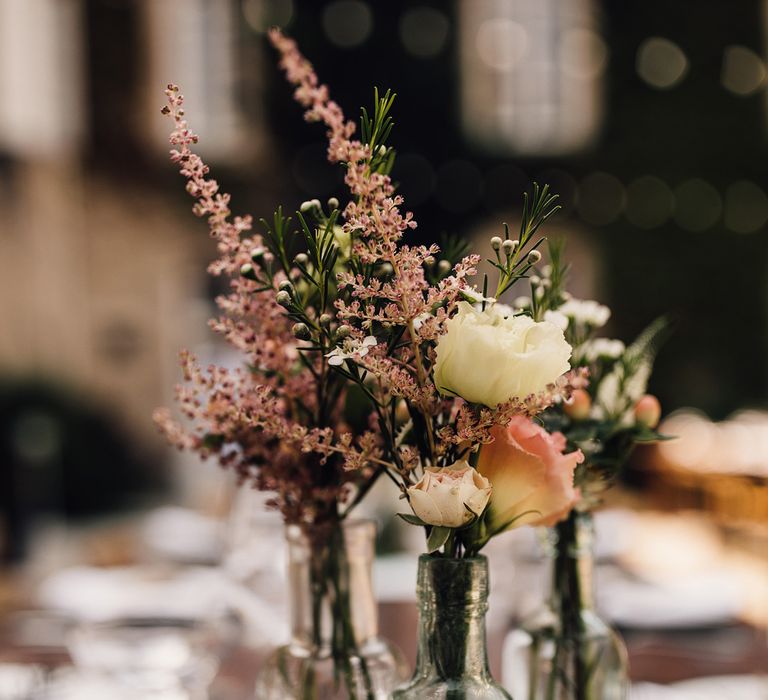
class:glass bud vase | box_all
[502,511,629,700]
[254,519,407,699]
[393,554,511,700]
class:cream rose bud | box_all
[433,302,572,407]
[407,462,492,528]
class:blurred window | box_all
[143,0,249,162]
[459,0,605,156]
[0,0,84,158]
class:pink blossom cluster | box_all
[155,85,379,528]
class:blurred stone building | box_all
[0,0,271,449]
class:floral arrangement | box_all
[155,30,589,560]
[151,28,673,699]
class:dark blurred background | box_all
[0,0,766,571]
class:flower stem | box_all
[551,511,591,700]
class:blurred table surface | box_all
[1,601,766,699]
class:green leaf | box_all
[426,526,451,553]
[202,433,224,449]
[397,512,427,526]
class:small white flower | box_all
[544,310,569,331]
[559,299,611,328]
[326,335,377,366]
[577,338,626,363]
[513,296,531,310]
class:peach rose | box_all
[478,417,583,533]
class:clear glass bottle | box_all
[393,554,511,700]
[502,511,628,700]
[254,519,407,699]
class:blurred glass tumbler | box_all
[67,613,227,698]
[254,519,407,699]
[392,555,511,700]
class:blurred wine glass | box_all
[66,615,223,699]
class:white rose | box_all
[433,302,572,407]
[407,462,492,528]
[559,299,611,328]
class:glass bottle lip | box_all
[285,518,376,543]
[416,554,489,609]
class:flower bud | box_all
[311,198,321,210]
[634,394,661,429]
[490,236,502,251]
[276,290,292,307]
[240,263,257,281]
[527,250,542,264]
[299,200,313,213]
[294,253,309,267]
[407,462,492,528]
[327,197,339,210]
[278,279,294,293]
[319,313,332,326]
[513,296,531,309]
[292,322,311,340]
[437,259,452,275]
[377,145,387,156]
[502,239,515,254]
[250,247,265,262]
[564,389,592,421]
[336,324,352,339]
[380,262,393,275]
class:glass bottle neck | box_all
[546,511,596,612]
[413,555,492,681]
[287,520,379,653]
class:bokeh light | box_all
[322,0,372,49]
[636,37,688,90]
[721,45,766,96]
[625,176,674,229]
[577,172,625,225]
[399,7,450,59]
[475,19,528,72]
[723,180,768,233]
[560,28,609,80]
[673,179,722,232]
[242,0,294,33]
